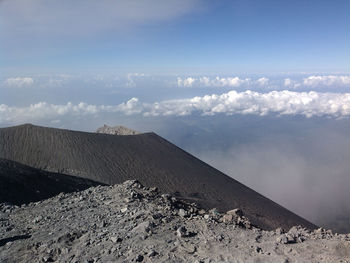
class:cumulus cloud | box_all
[126,73,147,87]
[177,76,250,88]
[283,78,301,89]
[178,75,350,90]
[3,77,34,87]
[1,90,350,124]
[0,98,143,124]
[256,77,269,86]
[284,78,292,86]
[303,75,350,87]
[145,90,350,118]
[177,77,196,87]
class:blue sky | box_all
[0,0,349,124]
[1,0,349,73]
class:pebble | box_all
[176,226,187,237]
[178,209,187,217]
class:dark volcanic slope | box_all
[0,124,316,230]
[0,158,103,205]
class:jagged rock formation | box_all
[0,158,104,205]
[0,124,316,231]
[1,181,349,263]
[96,125,140,135]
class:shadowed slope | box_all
[0,124,317,230]
[0,158,104,205]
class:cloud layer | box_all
[1,90,350,124]
[303,75,350,87]
[178,75,350,89]
[4,77,34,87]
[284,75,350,89]
[177,76,251,87]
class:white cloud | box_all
[256,77,269,86]
[284,78,292,86]
[144,90,350,118]
[177,77,196,87]
[178,75,350,90]
[2,91,350,124]
[283,78,301,89]
[126,73,147,87]
[303,75,350,87]
[177,76,250,88]
[4,77,34,87]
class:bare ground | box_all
[1,181,349,263]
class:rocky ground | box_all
[96,125,140,135]
[1,180,350,263]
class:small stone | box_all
[226,209,243,217]
[110,236,122,243]
[209,208,219,215]
[204,214,210,220]
[132,221,150,233]
[148,250,157,257]
[198,209,206,215]
[121,207,128,213]
[275,227,285,235]
[150,187,158,192]
[314,228,324,234]
[32,216,43,223]
[135,254,144,262]
[222,214,233,223]
[178,209,187,217]
[176,226,187,237]
[180,244,197,254]
[42,256,54,262]
[277,235,288,244]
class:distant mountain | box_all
[0,124,317,231]
[0,158,103,205]
[96,124,140,135]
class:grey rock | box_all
[110,236,122,243]
[96,125,140,135]
[32,216,43,223]
[147,250,157,257]
[135,254,144,262]
[226,209,243,218]
[176,226,187,237]
[178,209,187,217]
[132,221,151,233]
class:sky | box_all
[1,0,349,73]
[1,0,350,231]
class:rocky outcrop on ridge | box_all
[1,180,349,263]
[96,125,140,135]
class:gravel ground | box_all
[1,180,349,263]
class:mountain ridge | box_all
[0,123,317,231]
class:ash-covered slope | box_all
[0,158,103,205]
[0,124,316,231]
